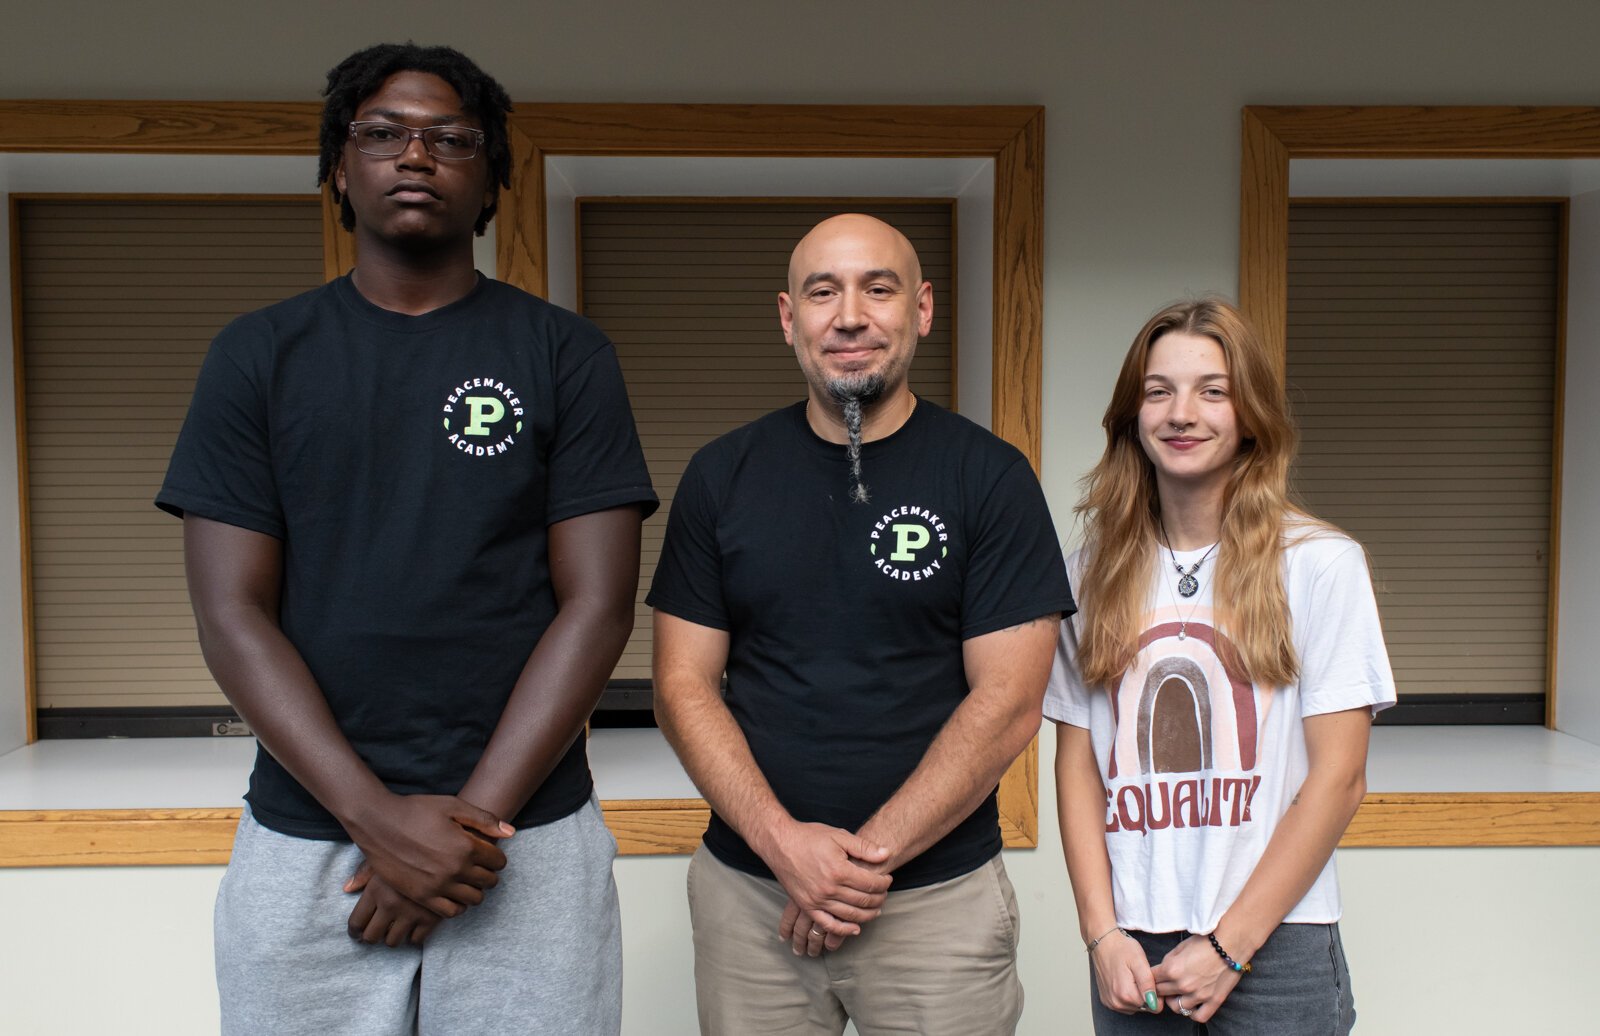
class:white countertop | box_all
[1,725,1597,812]
[0,727,698,811]
[1365,726,1600,793]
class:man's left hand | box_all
[779,897,851,956]
[345,865,446,946]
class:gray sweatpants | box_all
[215,797,622,1036]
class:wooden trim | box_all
[572,195,960,206]
[0,808,241,866]
[7,191,318,202]
[7,195,35,743]
[508,103,1046,849]
[599,799,709,855]
[8,791,1594,867]
[321,185,357,281]
[990,107,1045,473]
[1340,793,1600,847]
[1289,195,1570,206]
[0,101,321,153]
[497,118,543,297]
[1241,105,1600,816]
[1242,106,1600,159]
[1238,109,1290,373]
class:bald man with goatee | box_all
[649,214,1075,1034]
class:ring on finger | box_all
[809,925,825,937]
[1175,995,1194,1018]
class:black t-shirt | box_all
[647,400,1074,888]
[157,274,657,840]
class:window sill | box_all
[1,726,1597,866]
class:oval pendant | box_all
[1178,627,1187,640]
[1178,573,1199,598]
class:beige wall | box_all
[5,1,1599,1032]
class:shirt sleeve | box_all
[547,340,659,524]
[1295,539,1398,718]
[154,315,285,539]
[645,452,730,631]
[1042,549,1092,727]
[960,455,1077,639]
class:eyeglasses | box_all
[347,121,485,161]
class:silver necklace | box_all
[1158,542,1203,641]
[1157,513,1219,599]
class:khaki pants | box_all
[687,844,1024,1035]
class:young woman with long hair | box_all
[1046,298,1395,1033]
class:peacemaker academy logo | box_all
[441,376,524,458]
[868,504,949,582]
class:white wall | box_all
[0,157,22,755]
[5,2,1600,1033]
[5,775,1599,1035]
[1558,187,1600,743]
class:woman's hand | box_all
[1090,929,1163,1015]
[1151,934,1243,1023]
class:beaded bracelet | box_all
[1208,932,1252,974]
[1085,926,1126,954]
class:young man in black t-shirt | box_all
[649,213,1074,1034]
[158,45,654,1035]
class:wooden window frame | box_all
[1239,105,1600,846]
[0,100,1052,864]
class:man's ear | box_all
[777,292,796,346]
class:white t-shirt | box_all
[1044,529,1396,934]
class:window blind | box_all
[1286,201,1559,699]
[18,197,324,710]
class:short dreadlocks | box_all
[318,43,513,235]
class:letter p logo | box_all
[463,396,506,436]
[890,523,931,562]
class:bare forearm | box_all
[655,669,793,859]
[184,517,389,824]
[197,609,387,817]
[1054,723,1120,942]
[457,597,633,821]
[1213,768,1365,960]
[858,616,1056,869]
[461,506,644,821]
[859,687,1038,868]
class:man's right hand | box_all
[342,793,513,916]
[762,821,892,940]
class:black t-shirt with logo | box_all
[648,400,1074,888]
[157,274,657,840]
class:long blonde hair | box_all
[1074,298,1314,688]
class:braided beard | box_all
[826,373,885,504]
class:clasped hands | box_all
[341,793,514,947]
[766,821,893,958]
[1092,929,1242,1024]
